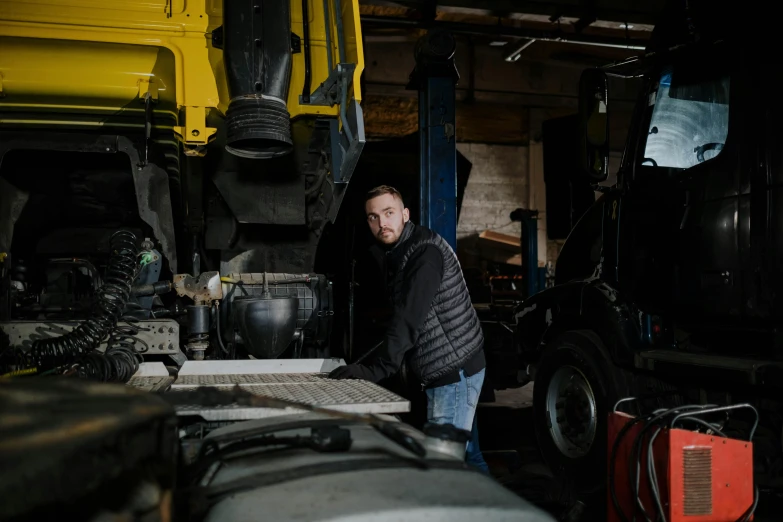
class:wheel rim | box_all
[545,365,597,458]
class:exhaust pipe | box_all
[223,0,293,159]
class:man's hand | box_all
[328,364,374,381]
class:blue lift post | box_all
[510,208,547,299]
[408,30,489,474]
[407,30,460,250]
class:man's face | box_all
[365,193,410,245]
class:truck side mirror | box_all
[578,68,609,182]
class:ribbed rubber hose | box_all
[28,230,142,382]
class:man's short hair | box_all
[365,185,404,205]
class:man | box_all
[329,185,488,470]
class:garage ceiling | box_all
[362,0,665,25]
[360,0,662,64]
[358,0,658,144]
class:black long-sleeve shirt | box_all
[363,244,485,388]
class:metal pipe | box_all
[130,280,173,297]
[322,0,334,71]
[361,16,647,51]
[301,0,312,103]
[231,275,318,286]
[47,258,102,289]
[348,258,355,361]
[333,0,347,63]
[19,305,89,312]
[339,74,354,143]
[504,38,536,62]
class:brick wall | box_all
[457,143,529,241]
[455,143,529,269]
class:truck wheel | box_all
[532,330,625,493]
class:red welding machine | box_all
[607,411,755,522]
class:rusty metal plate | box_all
[173,271,223,304]
[0,319,184,358]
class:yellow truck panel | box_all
[0,0,364,151]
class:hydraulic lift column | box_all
[408,30,460,249]
[407,30,489,464]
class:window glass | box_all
[640,65,730,169]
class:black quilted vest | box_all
[385,222,483,386]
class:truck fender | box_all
[514,279,642,369]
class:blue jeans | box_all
[467,410,490,473]
[425,368,489,473]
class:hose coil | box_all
[28,230,142,381]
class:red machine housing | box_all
[607,411,754,522]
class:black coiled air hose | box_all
[28,230,142,381]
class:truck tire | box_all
[532,330,626,494]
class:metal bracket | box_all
[212,25,224,49]
[300,63,356,106]
[173,106,217,157]
[330,98,365,185]
[291,32,302,54]
[211,25,302,55]
[133,249,163,312]
[0,319,185,359]
[139,87,157,167]
[173,271,223,305]
[137,79,158,102]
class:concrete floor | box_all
[476,384,783,521]
[476,385,573,517]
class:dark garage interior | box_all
[0,0,781,521]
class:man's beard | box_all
[378,227,397,243]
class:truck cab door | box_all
[629,42,745,325]
[762,66,783,324]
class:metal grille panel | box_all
[683,447,712,516]
[227,273,318,329]
[173,373,330,386]
[168,374,409,420]
[169,380,403,406]
[0,319,182,357]
[126,376,175,392]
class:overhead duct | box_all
[222,0,293,159]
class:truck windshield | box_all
[639,64,730,169]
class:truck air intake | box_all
[222,0,293,159]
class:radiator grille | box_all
[683,447,712,516]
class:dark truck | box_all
[515,2,783,492]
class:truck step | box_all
[635,350,783,387]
